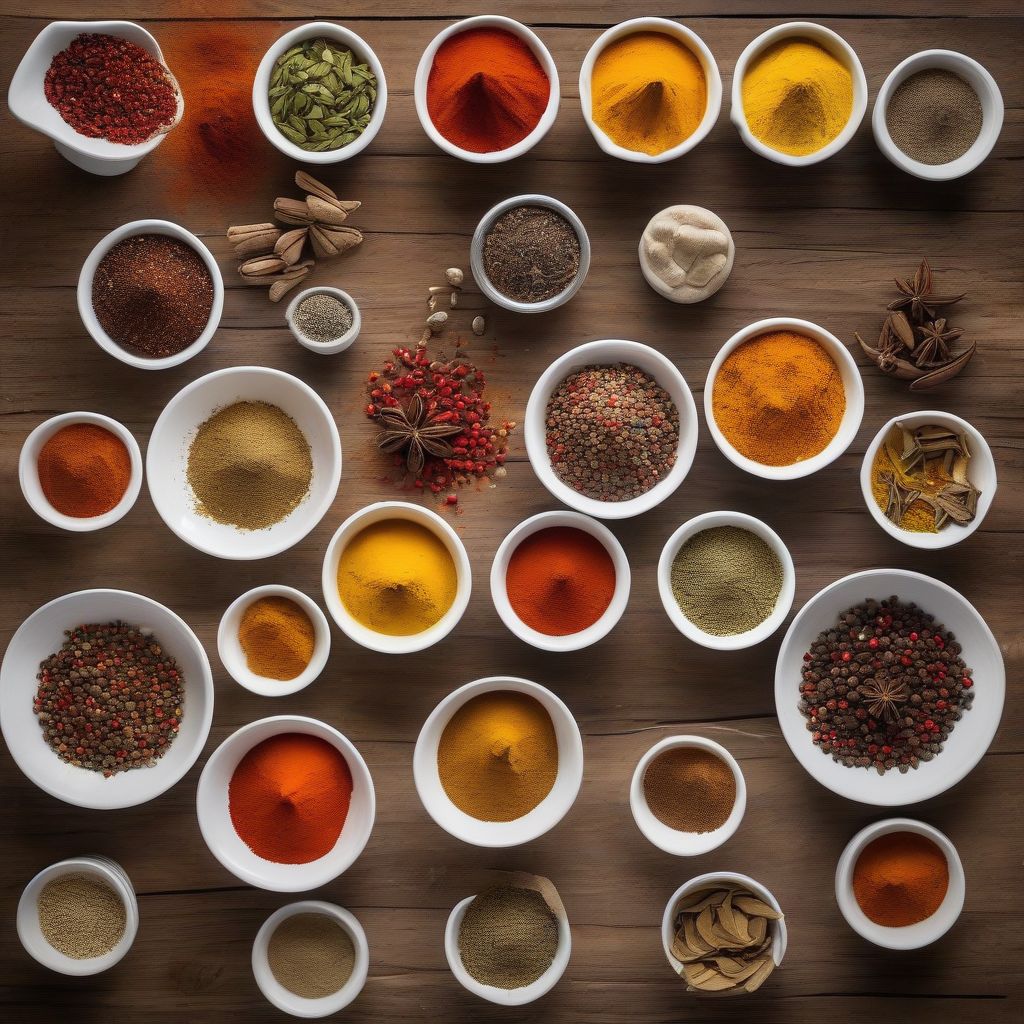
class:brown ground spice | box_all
[643,746,736,832]
[268,913,355,999]
[38,873,126,959]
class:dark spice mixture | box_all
[885,68,982,165]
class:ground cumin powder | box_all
[37,872,126,959]
[643,746,736,832]
[267,912,355,999]
[239,596,316,680]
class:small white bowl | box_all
[252,22,387,164]
[196,715,375,892]
[704,317,865,480]
[147,366,342,561]
[490,510,630,651]
[579,18,722,163]
[525,339,699,519]
[77,219,224,370]
[873,50,1004,181]
[775,569,1005,807]
[413,677,584,848]
[286,287,361,354]
[631,736,747,856]
[731,22,867,166]
[217,585,331,697]
[252,900,369,1017]
[0,589,214,810]
[414,16,560,163]
[321,501,471,655]
[17,855,139,975]
[835,818,965,949]
[8,21,183,176]
[19,412,143,532]
[657,511,796,650]
[445,889,571,1005]
[860,410,997,550]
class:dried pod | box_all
[274,228,308,266]
[231,229,282,257]
[294,170,337,203]
[426,311,448,334]
[227,222,277,240]
[239,255,288,279]
[274,197,316,226]
[472,315,486,336]
[269,264,312,303]
[445,267,464,286]
[306,195,351,226]
[316,224,364,256]
[910,341,978,391]
[308,225,338,259]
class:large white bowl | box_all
[413,677,584,848]
[0,589,214,810]
[147,366,342,560]
[525,339,699,519]
[196,716,375,892]
[775,569,1005,806]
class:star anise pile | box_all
[376,393,462,476]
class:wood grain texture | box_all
[1,3,1021,1021]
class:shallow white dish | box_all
[0,589,214,810]
[704,317,864,481]
[252,900,369,1017]
[525,339,699,519]
[77,219,224,370]
[196,715,375,892]
[413,677,584,848]
[147,366,342,560]
[19,411,143,532]
[860,410,997,549]
[286,287,361,354]
[775,569,1005,806]
[835,817,965,949]
[252,22,387,164]
[414,16,560,163]
[579,17,722,163]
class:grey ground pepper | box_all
[294,292,354,343]
[885,68,983,165]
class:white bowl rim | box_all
[285,286,362,354]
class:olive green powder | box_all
[267,913,356,1000]
[37,872,126,959]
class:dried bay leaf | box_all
[733,895,782,920]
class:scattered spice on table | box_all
[239,596,316,681]
[92,234,214,358]
[852,831,949,927]
[293,292,354,343]
[37,873,126,959]
[798,596,975,774]
[506,526,615,636]
[426,27,549,153]
[643,746,736,833]
[712,330,845,466]
[229,734,352,864]
[545,364,679,502]
[33,622,184,777]
[37,423,131,518]
[438,691,557,822]
[590,31,707,156]
[187,401,313,530]
[886,68,982,165]
[268,912,356,999]
[482,205,581,304]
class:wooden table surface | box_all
[2,2,1021,1021]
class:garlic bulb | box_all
[639,205,735,304]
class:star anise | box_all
[913,318,964,368]
[888,258,964,324]
[375,393,462,476]
[858,679,910,723]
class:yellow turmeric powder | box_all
[591,32,707,156]
[437,691,558,822]
[239,596,315,681]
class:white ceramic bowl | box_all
[704,317,865,480]
[413,677,584,848]
[579,17,722,163]
[835,818,965,949]
[490,510,630,651]
[17,856,139,975]
[8,20,183,176]
[196,715,375,892]
[445,889,571,1005]
[631,736,747,856]
[860,410,997,550]
[657,511,796,650]
[731,21,867,166]
[19,412,143,531]
[217,585,331,697]
[253,22,387,164]
[286,287,361,354]
[470,194,591,313]
[873,50,1004,181]
[414,16,560,163]
[0,589,214,810]
[775,569,1005,807]
[147,366,342,560]
[525,339,699,519]
[321,501,472,655]
[252,900,369,1017]
[77,219,224,370]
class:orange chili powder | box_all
[852,831,949,927]
[229,734,353,864]
[37,423,131,518]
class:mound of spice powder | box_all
[238,596,316,681]
[643,746,736,832]
[268,912,356,999]
[37,873,126,960]
[852,831,949,926]
[37,423,131,518]
[885,68,982,165]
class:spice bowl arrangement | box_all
[286,286,361,354]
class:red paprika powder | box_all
[852,831,949,927]
[37,423,132,518]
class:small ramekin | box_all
[835,818,965,950]
[286,287,361,354]
[252,22,387,164]
[731,22,867,166]
[19,411,143,532]
[579,18,722,163]
[414,16,560,163]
